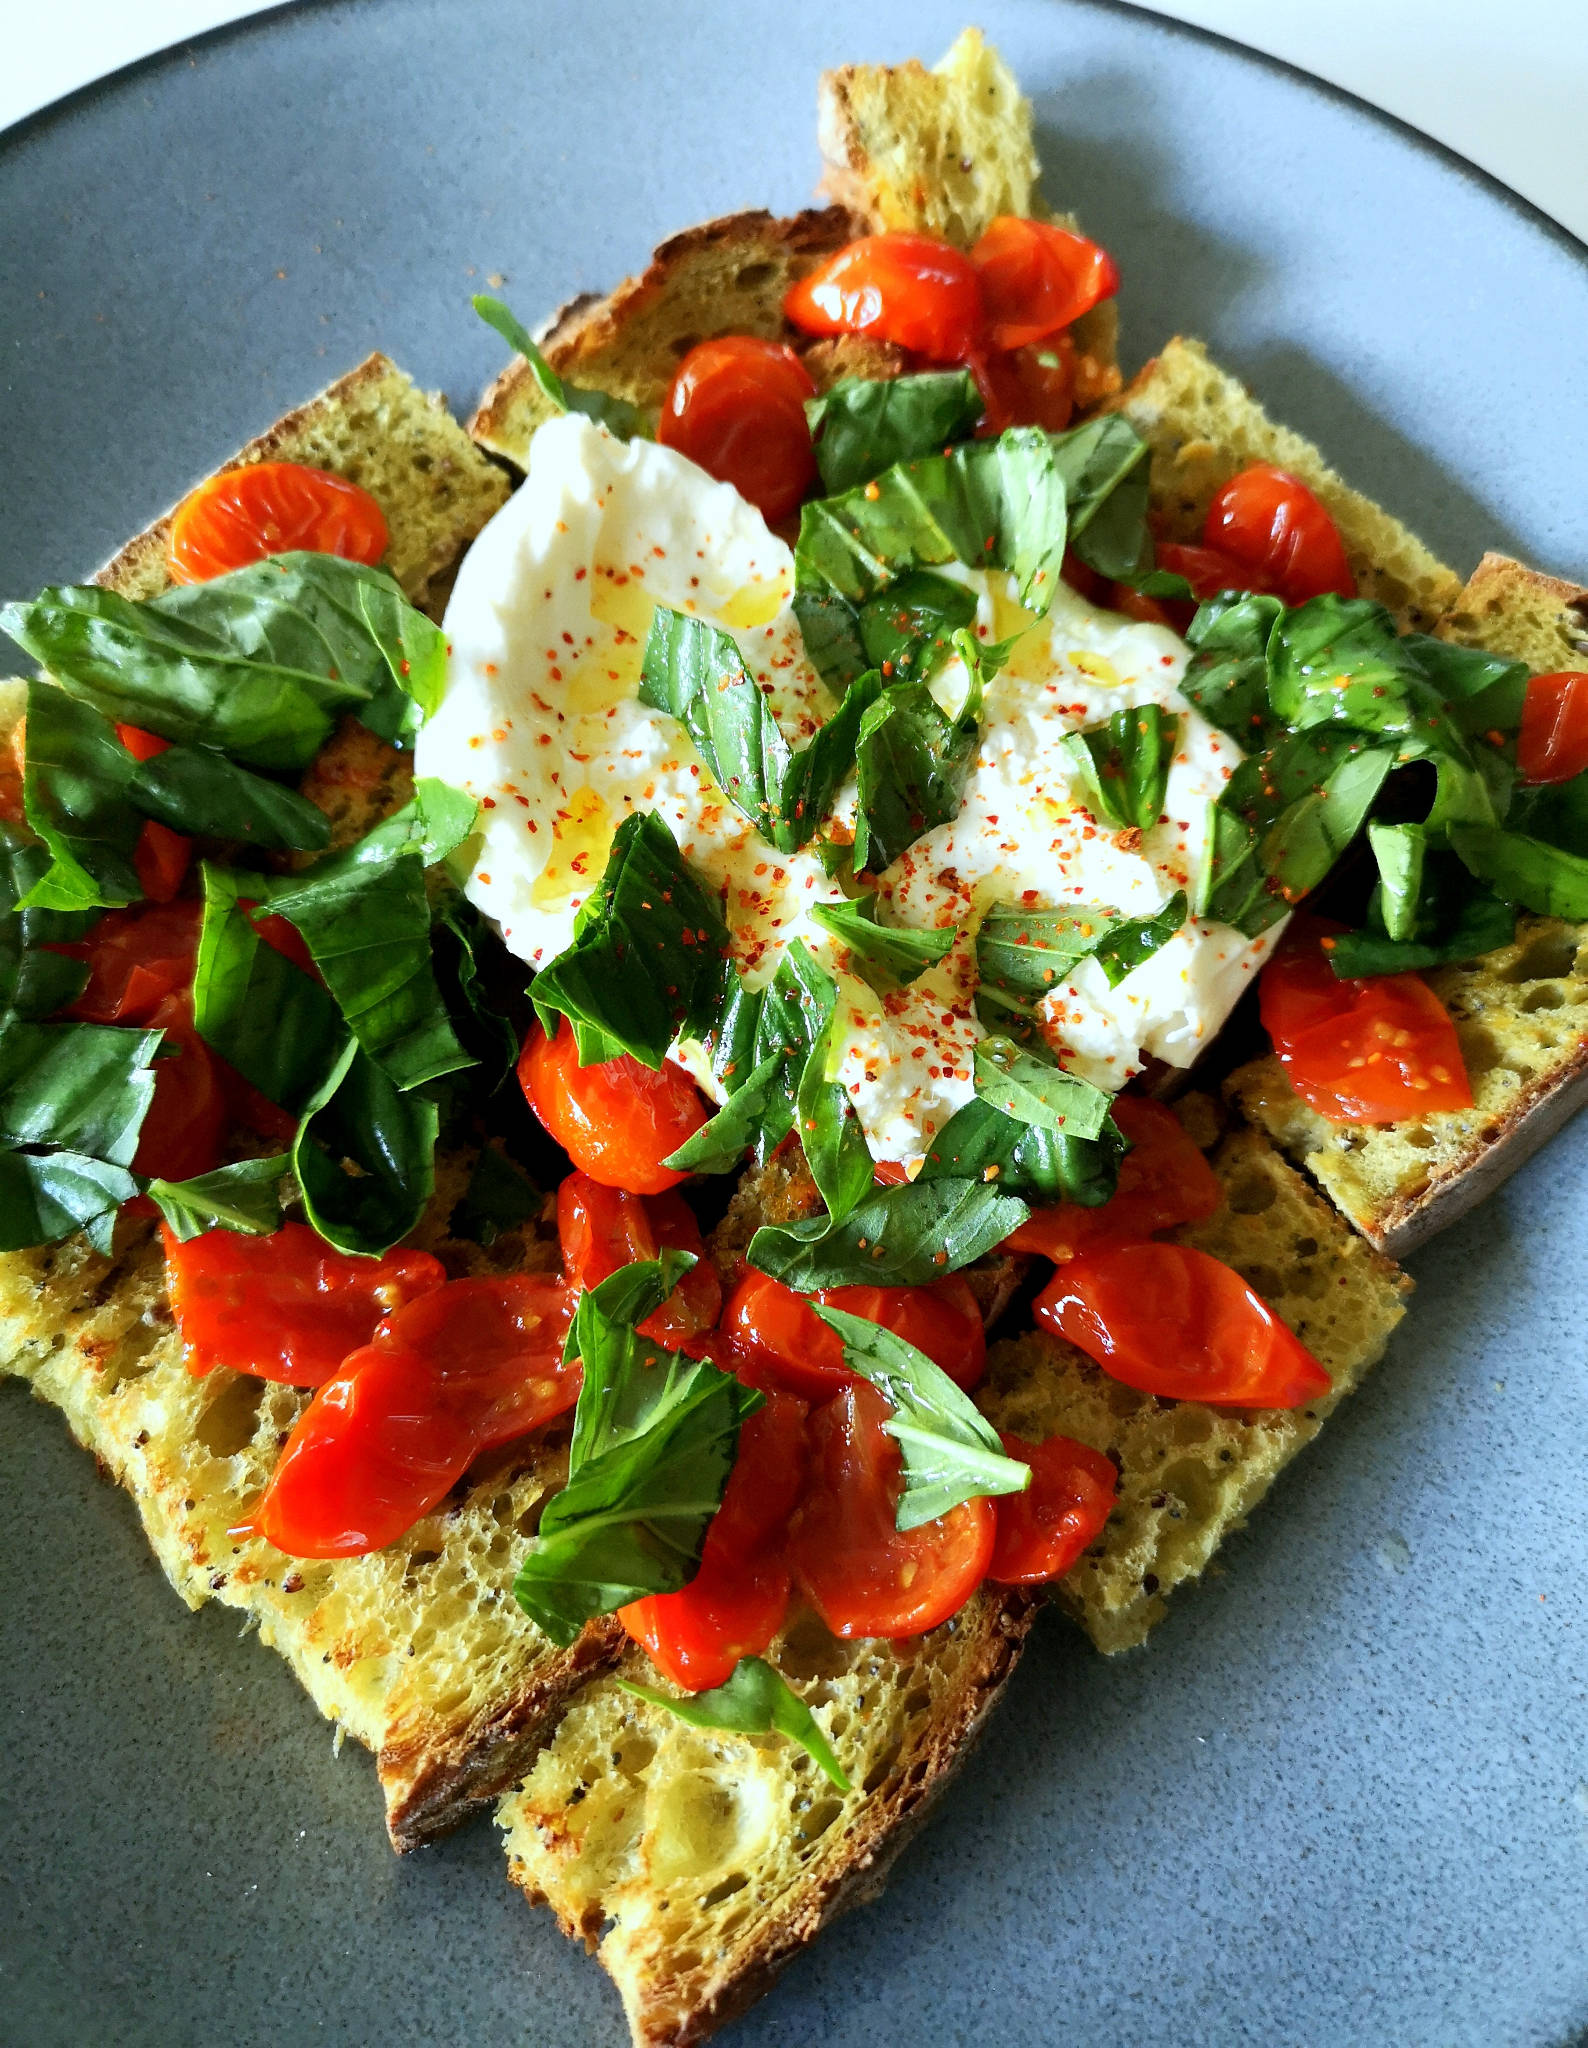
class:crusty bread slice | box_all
[978,1109,1411,1652]
[1113,335,1462,631]
[497,1593,1033,2048]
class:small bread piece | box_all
[1228,554,1588,1255]
[1113,336,1462,631]
[498,1594,1033,2048]
[99,351,509,613]
[979,1121,1411,1652]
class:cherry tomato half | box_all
[556,1169,722,1346]
[658,336,817,525]
[164,1219,447,1383]
[1518,672,1588,785]
[61,899,204,1026]
[1152,539,1261,602]
[784,233,986,361]
[618,1384,807,1690]
[971,335,1076,436]
[249,1273,575,1556]
[722,1267,986,1401]
[1006,1094,1221,1262]
[166,461,389,586]
[788,1380,995,1637]
[970,217,1119,352]
[519,1019,710,1195]
[1259,918,1472,1123]
[1035,1240,1331,1409]
[987,1429,1117,1584]
[135,991,227,1182]
[1201,464,1354,606]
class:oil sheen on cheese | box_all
[418,415,1281,1165]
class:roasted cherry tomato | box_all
[1518,671,1588,785]
[112,724,192,903]
[722,1267,986,1401]
[1035,1240,1331,1409]
[1152,539,1258,602]
[61,900,204,1025]
[1259,917,1472,1123]
[788,1380,995,1637]
[657,336,817,525]
[166,461,389,585]
[134,990,227,1181]
[618,1384,808,1690]
[1201,463,1354,605]
[249,1273,576,1556]
[164,1219,447,1382]
[1006,1094,1221,1262]
[784,233,985,361]
[519,1019,710,1195]
[971,335,1075,435]
[987,1429,1117,1583]
[970,217,1118,352]
[557,1169,722,1345]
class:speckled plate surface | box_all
[2,4,1586,2044]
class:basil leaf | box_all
[620,1657,850,1792]
[852,664,983,874]
[291,1037,439,1256]
[1260,744,1394,902]
[812,1303,1030,1531]
[434,898,521,1089]
[748,1175,1029,1289]
[917,1094,1124,1205]
[18,682,142,911]
[661,1052,786,1175]
[129,741,332,851]
[1508,772,1588,857]
[975,893,1186,1042]
[785,940,873,1225]
[530,811,730,1067]
[450,1142,542,1246]
[1400,634,1529,738]
[1367,821,1425,942]
[0,825,91,1018]
[356,578,450,733]
[192,865,346,1112]
[806,370,983,496]
[0,1015,160,1165]
[472,295,650,441]
[320,777,480,873]
[971,1036,1114,1141]
[809,892,957,993]
[3,555,434,771]
[1329,873,1516,977]
[0,1148,137,1254]
[145,1154,290,1241]
[515,1258,761,1646]
[1180,591,1286,744]
[857,569,978,685]
[688,946,836,1172]
[1047,413,1158,584]
[1063,704,1178,833]
[1449,825,1588,920]
[1266,596,1432,734]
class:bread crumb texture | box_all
[98,353,509,613]
[979,1125,1411,1652]
[0,1162,620,1849]
[1115,336,1462,631]
[498,1593,1032,2048]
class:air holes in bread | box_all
[195,1373,267,1458]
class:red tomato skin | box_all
[722,1269,986,1401]
[519,1020,709,1195]
[250,1273,575,1557]
[987,1429,1117,1584]
[1034,1241,1332,1409]
[166,461,389,585]
[1259,919,1473,1123]
[1006,1094,1221,1262]
[970,336,1075,436]
[658,336,817,525]
[134,990,227,1182]
[970,217,1119,351]
[784,234,986,360]
[164,1220,447,1383]
[1518,672,1588,785]
[61,900,204,1025]
[115,723,171,764]
[789,1381,995,1638]
[133,820,192,903]
[556,1170,722,1345]
[1202,464,1354,605]
[1153,539,1262,602]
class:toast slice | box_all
[497,1593,1033,2048]
[1227,554,1588,1256]
[0,360,630,1849]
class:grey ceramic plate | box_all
[2,4,1586,2044]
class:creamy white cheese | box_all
[417,415,1281,1164]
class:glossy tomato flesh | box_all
[1518,671,1588,785]
[1260,919,1472,1123]
[1035,1240,1332,1408]
[519,1019,710,1195]
[114,724,193,902]
[166,461,389,585]
[134,990,227,1182]
[784,233,985,360]
[788,1381,995,1637]
[722,1267,986,1401]
[556,1169,722,1345]
[987,1429,1117,1583]
[250,1273,575,1556]
[658,336,817,525]
[1006,1094,1221,1262]
[971,336,1075,436]
[970,216,1119,351]
[1202,463,1354,605]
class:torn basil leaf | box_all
[806,369,983,496]
[1398,634,1529,739]
[809,893,957,992]
[917,1095,1124,1206]
[472,294,650,441]
[852,662,983,874]
[292,1036,439,1257]
[662,1052,787,1176]
[748,1174,1029,1289]
[1063,703,1178,834]
[128,741,333,852]
[0,1148,138,1255]
[192,864,346,1113]
[975,893,1186,1042]
[785,940,873,1225]
[0,1014,160,1166]
[18,681,142,911]
[1328,858,1516,977]
[857,569,978,685]
[450,1142,542,1247]
[1047,413,1176,590]
[356,578,450,734]
[0,825,91,1019]
[145,1154,290,1241]
[1367,821,1426,942]
[620,1657,851,1791]
[1449,825,1588,921]
[1179,591,1286,744]
[812,1304,1030,1531]
[971,1036,1114,1141]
